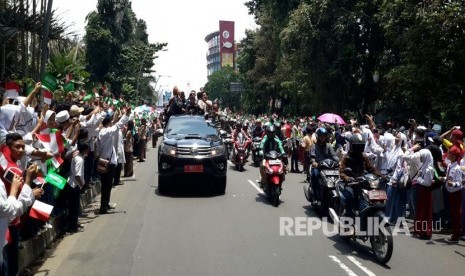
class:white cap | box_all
[56,110,70,124]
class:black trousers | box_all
[66,184,81,229]
[100,164,116,211]
[113,163,123,186]
[291,148,299,171]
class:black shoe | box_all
[99,208,108,214]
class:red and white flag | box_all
[29,200,53,221]
[65,73,73,83]
[49,154,64,169]
[35,130,65,155]
[42,89,53,105]
[5,82,19,99]
[33,173,45,186]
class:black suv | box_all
[157,115,227,194]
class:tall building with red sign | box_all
[205,20,235,77]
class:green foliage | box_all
[204,67,242,110]
[240,0,465,126]
[85,0,167,102]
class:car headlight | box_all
[160,144,176,156]
[211,145,225,156]
[369,180,379,189]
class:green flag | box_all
[41,73,58,91]
[45,172,66,190]
[63,82,75,92]
[26,84,34,95]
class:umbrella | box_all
[318,113,346,125]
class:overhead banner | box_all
[219,20,235,68]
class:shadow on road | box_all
[254,193,285,207]
[326,233,392,269]
[155,184,224,198]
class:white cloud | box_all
[54,0,256,94]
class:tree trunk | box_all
[39,0,53,77]
[21,0,27,76]
[31,0,37,79]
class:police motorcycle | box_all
[329,169,393,264]
[219,129,233,159]
[262,150,286,207]
[303,159,340,215]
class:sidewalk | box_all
[18,180,102,274]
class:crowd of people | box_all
[1,78,464,274]
[229,113,465,243]
[0,81,161,275]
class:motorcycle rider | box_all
[339,133,381,218]
[309,127,340,201]
[231,121,251,161]
[252,119,265,138]
[258,125,288,186]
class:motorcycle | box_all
[329,170,393,264]
[251,136,263,167]
[304,159,339,216]
[219,129,233,159]
[231,132,250,171]
[262,151,285,207]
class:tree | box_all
[204,67,242,111]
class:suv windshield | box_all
[165,117,217,137]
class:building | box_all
[205,30,220,77]
[205,21,236,77]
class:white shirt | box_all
[115,129,125,164]
[0,180,34,261]
[445,161,462,193]
[97,114,129,165]
[68,154,84,189]
[83,112,106,152]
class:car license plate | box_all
[368,190,387,200]
[184,165,203,173]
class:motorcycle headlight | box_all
[369,180,379,189]
[211,145,225,156]
[160,144,176,156]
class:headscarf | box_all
[417,149,434,186]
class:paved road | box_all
[35,145,465,276]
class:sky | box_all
[54,0,257,93]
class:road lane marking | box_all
[328,255,358,276]
[247,180,264,195]
[347,256,376,276]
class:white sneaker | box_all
[44,222,53,229]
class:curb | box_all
[18,181,102,273]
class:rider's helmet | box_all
[315,127,328,142]
[256,119,262,126]
[235,121,242,130]
[349,133,366,154]
[266,125,276,139]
